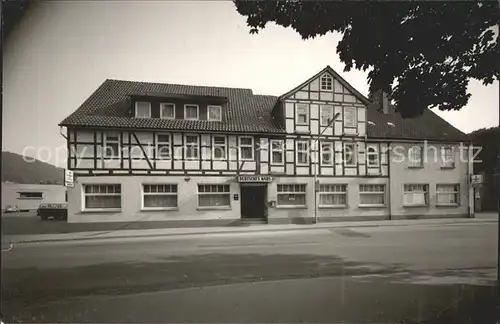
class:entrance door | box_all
[240,185,267,219]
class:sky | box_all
[3,1,499,168]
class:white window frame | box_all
[197,184,231,209]
[344,106,357,128]
[319,184,347,208]
[135,101,151,118]
[141,184,178,211]
[239,136,254,161]
[296,140,309,166]
[403,184,429,207]
[359,184,386,207]
[184,134,200,160]
[184,104,199,120]
[155,133,171,160]
[320,104,334,126]
[321,142,334,166]
[366,145,379,167]
[408,145,423,168]
[208,105,222,121]
[104,132,121,158]
[277,184,307,208]
[436,184,460,206]
[320,74,333,91]
[270,139,284,165]
[296,103,309,125]
[343,143,356,166]
[82,184,121,212]
[160,103,175,120]
[212,135,227,160]
[441,147,455,169]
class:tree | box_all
[234,1,499,118]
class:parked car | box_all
[4,205,19,213]
[37,203,68,221]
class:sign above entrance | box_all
[237,175,273,183]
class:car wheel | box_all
[41,215,48,220]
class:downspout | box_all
[387,141,391,220]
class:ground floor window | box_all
[18,192,43,199]
[142,184,178,209]
[319,184,347,207]
[198,184,230,207]
[403,184,429,206]
[83,184,121,210]
[359,184,385,207]
[436,184,460,205]
[277,184,306,207]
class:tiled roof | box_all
[60,79,284,134]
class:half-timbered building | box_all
[60,66,473,225]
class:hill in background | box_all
[2,151,64,185]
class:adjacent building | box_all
[60,66,473,225]
[2,182,67,212]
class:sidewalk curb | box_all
[8,219,497,245]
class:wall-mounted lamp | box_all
[184,176,191,182]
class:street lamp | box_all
[313,112,340,224]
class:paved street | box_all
[2,220,498,323]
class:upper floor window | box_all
[408,146,423,168]
[343,143,356,166]
[184,104,199,120]
[208,105,222,121]
[296,140,309,165]
[135,102,151,118]
[160,103,175,119]
[104,132,120,158]
[185,134,199,159]
[320,104,334,126]
[296,103,309,125]
[212,135,227,160]
[367,145,379,167]
[270,140,284,165]
[344,107,357,127]
[156,133,171,159]
[239,136,254,161]
[441,147,455,168]
[320,74,333,91]
[321,142,334,166]
[403,184,429,206]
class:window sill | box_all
[197,206,231,211]
[141,207,179,212]
[318,205,348,209]
[403,204,430,208]
[358,204,386,208]
[440,166,456,170]
[436,204,460,207]
[276,205,307,209]
[17,197,43,200]
[81,208,121,213]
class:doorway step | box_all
[241,218,267,225]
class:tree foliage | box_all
[234,1,499,118]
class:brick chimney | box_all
[369,89,390,114]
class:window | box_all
[441,147,455,168]
[135,102,151,118]
[83,184,121,210]
[343,143,356,166]
[359,184,385,206]
[436,184,460,205]
[403,184,429,206]
[184,104,199,120]
[18,192,43,199]
[296,140,309,165]
[185,135,199,159]
[321,142,334,165]
[296,103,309,125]
[212,135,227,160]
[208,105,222,121]
[156,133,171,159]
[344,107,357,127]
[270,140,284,165]
[408,146,423,167]
[160,103,175,119]
[319,184,347,207]
[320,74,333,91]
[198,184,230,208]
[239,136,254,160]
[104,132,120,158]
[142,184,177,209]
[320,104,334,126]
[277,184,306,207]
[367,146,379,167]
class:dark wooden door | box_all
[241,186,266,219]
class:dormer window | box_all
[135,102,151,118]
[160,103,175,119]
[184,104,199,120]
[320,74,333,91]
[208,105,222,121]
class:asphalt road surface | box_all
[2,222,498,323]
